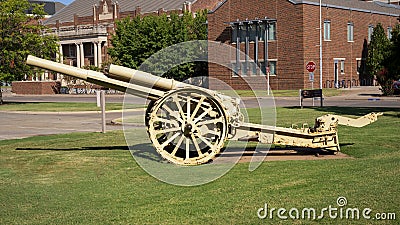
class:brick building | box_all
[43,0,220,71]
[207,0,400,90]
[365,0,400,5]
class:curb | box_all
[0,108,145,115]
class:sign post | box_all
[306,61,317,106]
[266,66,270,96]
[309,72,315,106]
[97,90,106,133]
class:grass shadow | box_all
[15,146,129,151]
[283,106,400,116]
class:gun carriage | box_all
[26,55,381,165]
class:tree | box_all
[366,24,390,77]
[0,0,59,82]
[385,24,400,81]
[365,23,393,95]
[108,10,208,81]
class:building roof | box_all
[289,0,400,16]
[44,0,198,25]
[28,0,66,15]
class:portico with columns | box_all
[59,37,107,68]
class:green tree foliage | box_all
[109,10,208,81]
[0,0,59,81]
[366,23,400,95]
[385,24,400,80]
[365,23,396,95]
[366,24,390,77]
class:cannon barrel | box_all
[26,55,164,100]
[108,64,189,91]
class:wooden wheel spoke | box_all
[154,127,181,135]
[185,137,190,160]
[147,88,227,165]
[186,95,191,122]
[191,133,203,157]
[197,134,214,149]
[196,117,224,126]
[153,116,178,127]
[190,96,206,121]
[161,132,181,148]
[171,135,184,156]
[172,95,186,121]
[161,104,183,124]
[193,107,213,124]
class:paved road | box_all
[3,86,399,108]
[0,86,398,141]
[0,110,145,141]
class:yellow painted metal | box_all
[234,112,383,152]
[26,55,164,100]
[146,88,228,165]
[315,112,383,128]
[26,55,384,164]
[108,64,187,90]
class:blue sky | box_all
[58,0,74,6]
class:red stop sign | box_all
[306,61,316,72]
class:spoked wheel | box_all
[147,88,228,165]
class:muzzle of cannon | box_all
[26,55,382,165]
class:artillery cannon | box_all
[26,55,382,165]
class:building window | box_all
[232,26,238,43]
[249,25,258,42]
[268,23,276,41]
[68,44,76,57]
[239,26,247,43]
[241,62,248,76]
[340,60,345,74]
[368,25,374,42]
[388,26,392,40]
[231,22,276,43]
[324,20,331,41]
[260,60,277,76]
[347,22,354,42]
[231,62,239,77]
[232,60,276,76]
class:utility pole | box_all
[319,0,323,90]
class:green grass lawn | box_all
[0,107,399,224]
[0,102,144,112]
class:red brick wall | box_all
[12,81,61,95]
[208,0,305,90]
[310,6,399,88]
[208,0,399,90]
[192,0,221,12]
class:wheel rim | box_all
[147,88,227,165]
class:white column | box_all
[59,44,64,64]
[76,43,81,68]
[97,41,102,67]
[57,44,63,81]
[94,42,98,67]
[80,43,84,67]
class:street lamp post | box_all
[319,0,323,90]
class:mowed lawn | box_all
[0,107,399,224]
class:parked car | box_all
[394,79,400,95]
